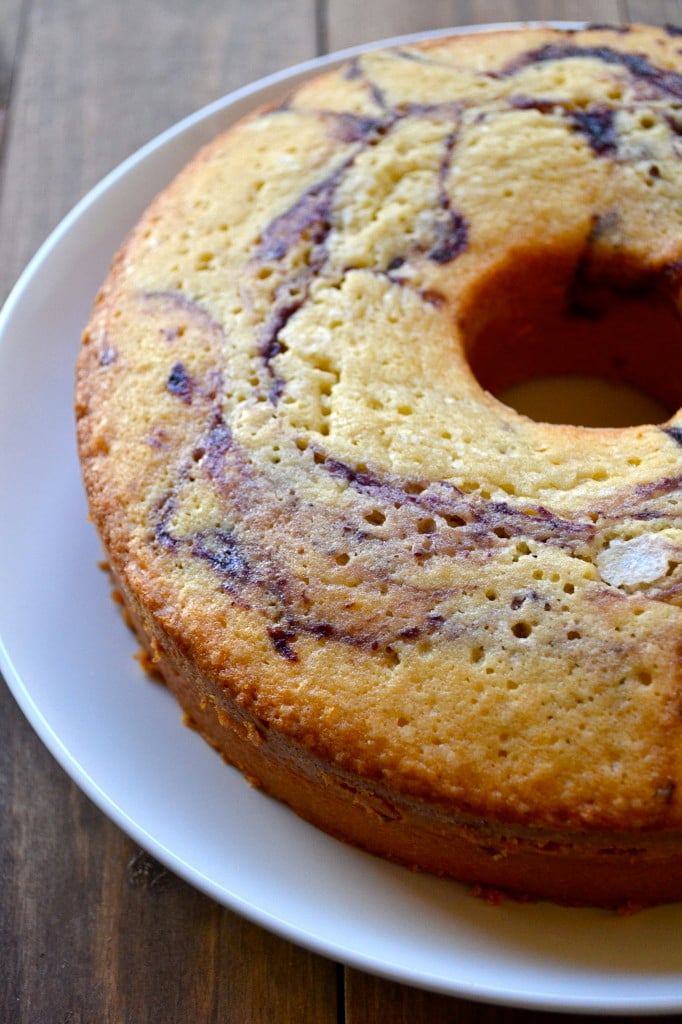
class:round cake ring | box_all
[76,23,682,908]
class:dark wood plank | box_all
[625,0,682,25]
[324,0,622,51]
[344,969,682,1024]
[0,0,26,159]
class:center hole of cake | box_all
[459,247,682,427]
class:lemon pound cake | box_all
[76,23,682,907]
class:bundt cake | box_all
[76,23,682,906]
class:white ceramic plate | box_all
[2,26,682,1015]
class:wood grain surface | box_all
[2,2,682,1021]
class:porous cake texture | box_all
[77,23,682,906]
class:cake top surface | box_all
[77,24,682,834]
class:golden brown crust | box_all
[77,24,682,905]
[112,560,682,908]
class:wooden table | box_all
[2,1,682,1020]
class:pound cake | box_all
[76,23,682,907]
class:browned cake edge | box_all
[110,560,682,909]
